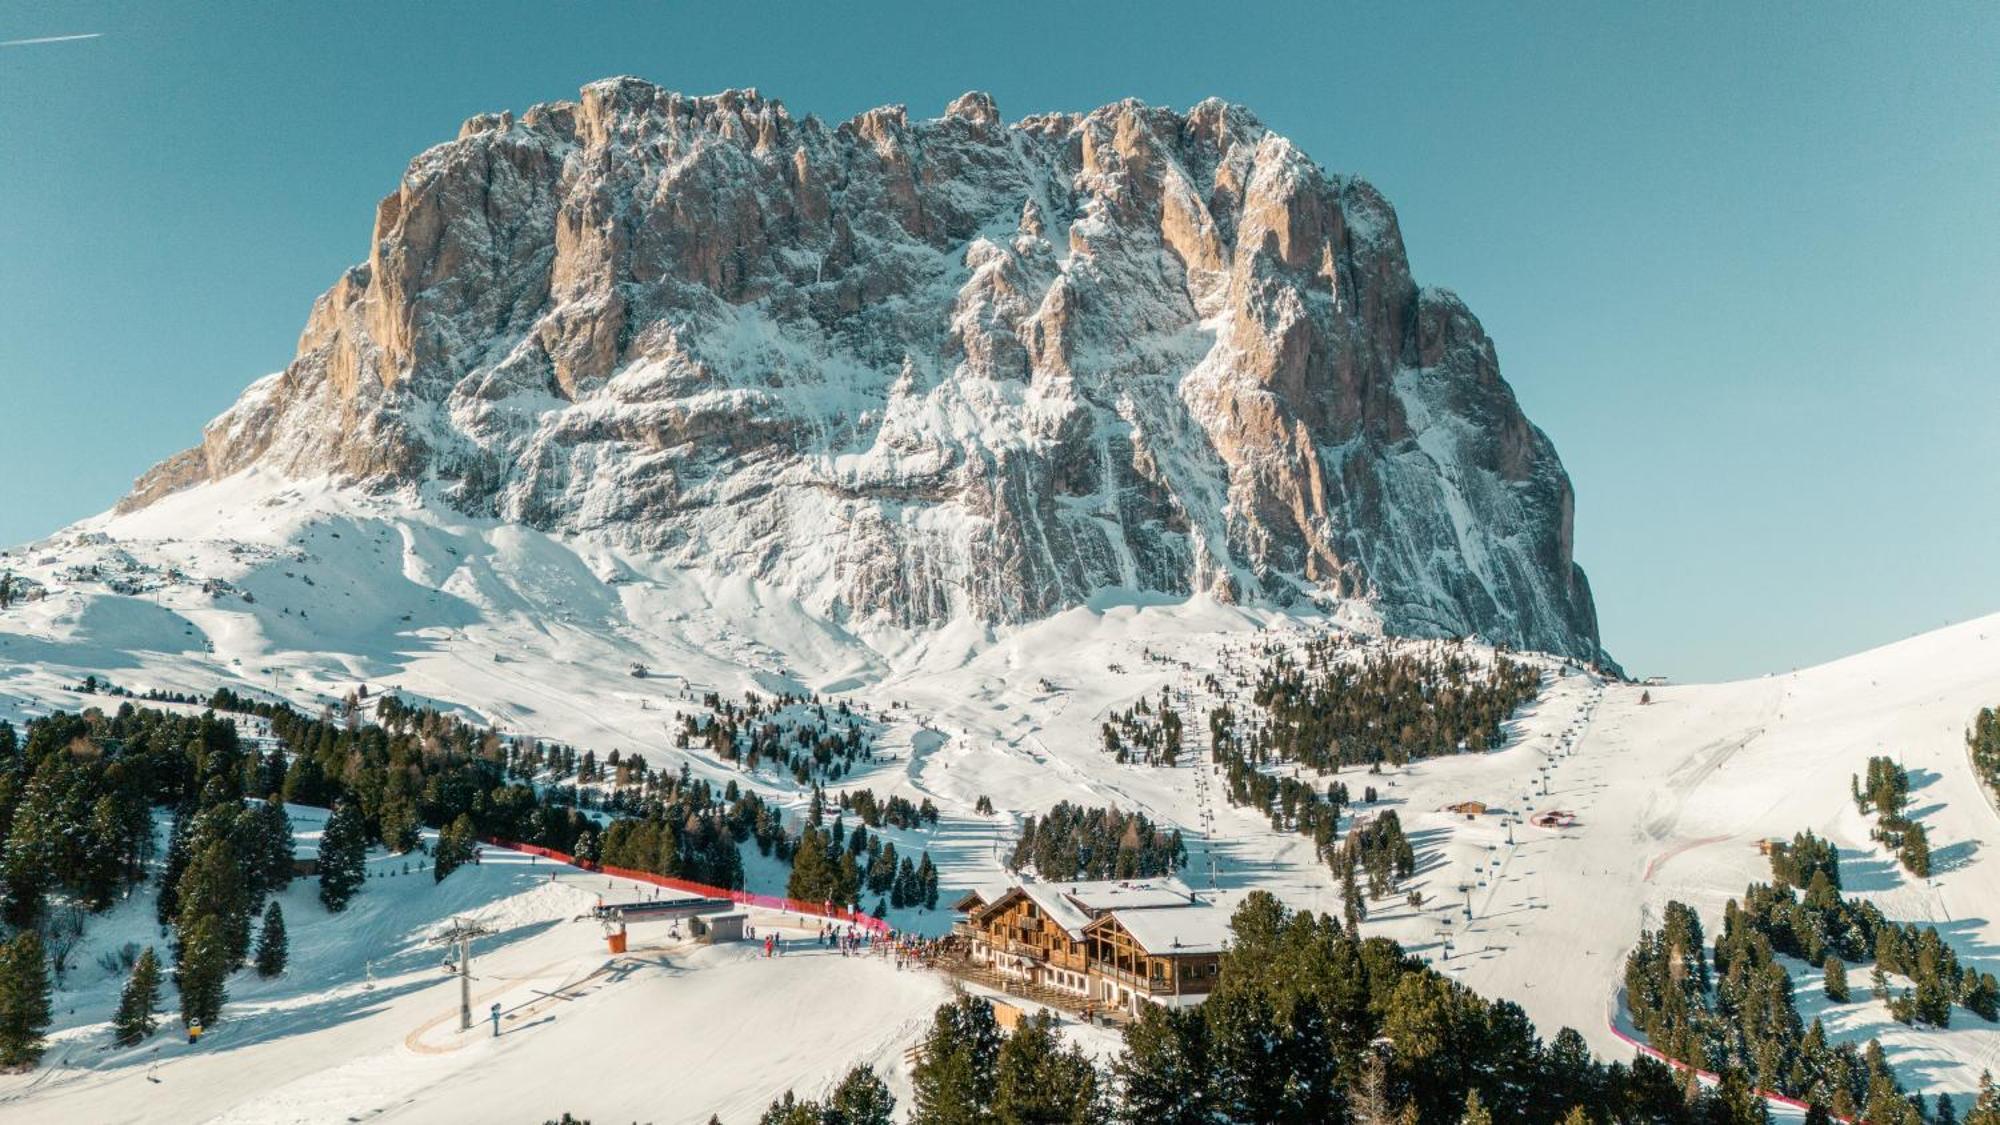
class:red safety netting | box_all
[1605,1007,1855,1123]
[482,836,892,935]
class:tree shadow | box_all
[1838,852,1901,893]
[1404,827,1454,878]
[1932,839,1980,874]
[1906,801,1946,823]
[1199,840,1293,891]
[1931,916,2000,967]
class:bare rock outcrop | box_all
[125,79,1611,666]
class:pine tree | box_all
[918,852,939,911]
[317,800,367,912]
[1824,955,1849,1003]
[176,913,230,1030]
[910,996,1000,1125]
[379,792,421,854]
[255,901,288,978]
[81,794,131,908]
[434,814,477,884]
[1280,995,1338,1119]
[1208,987,1287,1123]
[786,827,836,905]
[1901,822,1932,878]
[827,1063,896,1125]
[994,1010,1101,1123]
[113,947,162,1046]
[1112,1003,1211,1125]
[1969,1071,2000,1125]
[177,839,252,966]
[836,852,862,910]
[0,931,52,1069]
[1713,1066,1771,1124]
[868,841,898,895]
[257,798,295,893]
[757,1092,819,1125]
[0,782,55,930]
[156,804,194,926]
[1459,1088,1494,1125]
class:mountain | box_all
[123,79,1608,665]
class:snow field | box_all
[0,829,975,1124]
[2,477,1999,1111]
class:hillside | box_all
[1,473,1996,1116]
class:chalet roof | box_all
[952,883,1010,914]
[1095,903,1234,956]
[970,876,1205,939]
[1019,882,1094,939]
[967,883,1091,940]
[1054,877,1200,913]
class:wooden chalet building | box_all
[955,882,1094,996]
[955,877,1230,1014]
[1084,903,1229,1012]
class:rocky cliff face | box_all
[126,79,1610,665]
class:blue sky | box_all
[1,2,1994,681]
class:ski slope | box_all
[0,831,983,1124]
[0,474,1997,1117]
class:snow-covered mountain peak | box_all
[117,80,1611,666]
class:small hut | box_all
[691,912,748,945]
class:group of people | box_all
[881,930,951,972]
[752,916,958,972]
[760,918,871,958]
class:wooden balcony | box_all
[1095,962,1175,994]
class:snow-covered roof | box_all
[1054,877,1200,913]
[1018,882,1094,939]
[1100,903,1233,956]
[953,881,1014,914]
